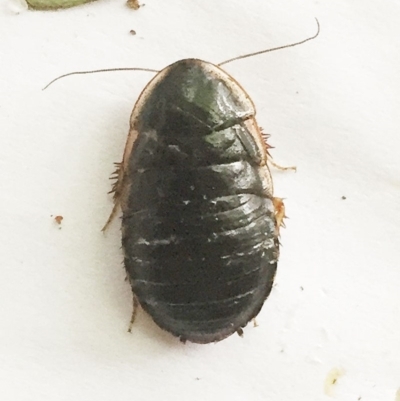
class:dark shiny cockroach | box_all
[45,19,319,344]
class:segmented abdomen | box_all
[122,155,278,343]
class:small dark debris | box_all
[300,286,304,291]
[130,29,137,35]
[341,196,347,200]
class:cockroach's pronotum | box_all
[46,19,319,343]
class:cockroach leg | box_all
[127,294,140,333]
[273,197,287,235]
[260,128,296,171]
[102,201,120,232]
[268,158,297,172]
[102,162,124,232]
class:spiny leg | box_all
[273,197,287,235]
[102,162,124,232]
[260,128,297,172]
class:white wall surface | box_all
[1,1,399,400]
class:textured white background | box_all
[1,0,399,400]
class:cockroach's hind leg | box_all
[102,201,120,232]
[259,128,296,172]
[259,127,272,145]
[252,318,259,328]
[273,197,287,235]
[127,294,139,333]
[268,158,297,172]
[237,327,244,337]
[101,161,124,232]
[259,127,274,153]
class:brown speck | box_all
[54,215,63,225]
[341,196,347,200]
[130,29,137,35]
[126,0,140,9]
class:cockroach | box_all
[45,19,319,343]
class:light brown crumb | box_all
[126,0,140,10]
[54,215,63,225]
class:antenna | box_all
[43,19,320,90]
[43,67,159,90]
[218,18,320,67]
